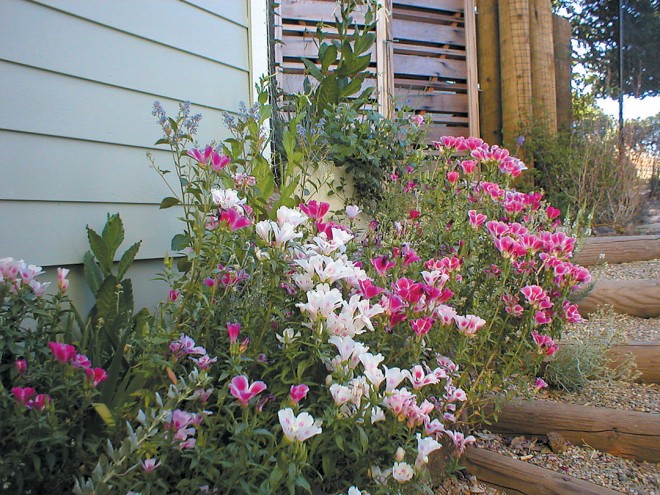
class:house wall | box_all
[0,0,268,310]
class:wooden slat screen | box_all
[275,0,479,139]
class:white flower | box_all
[278,408,322,442]
[392,461,415,482]
[276,328,300,345]
[345,205,360,219]
[296,284,343,321]
[276,206,307,228]
[370,406,385,424]
[394,447,406,462]
[415,433,442,467]
[255,220,274,242]
[210,188,245,210]
[329,383,353,406]
[384,367,407,392]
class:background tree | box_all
[556,0,660,99]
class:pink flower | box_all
[187,145,214,165]
[289,384,309,404]
[532,331,558,356]
[299,200,330,222]
[228,375,267,407]
[345,205,360,220]
[534,377,549,391]
[57,267,70,292]
[11,386,36,406]
[168,289,179,302]
[28,393,52,411]
[191,354,217,370]
[468,210,487,229]
[562,301,583,323]
[227,322,241,344]
[15,359,27,374]
[371,256,396,277]
[358,279,384,299]
[410,114,425,126]
[546,206,561,219]
[461,160,476,174]
[454,314,486,337]
[534,310,553,326]
[210,153,231,172]
[220,208,251,231]
[48,341,77,364]
[85,367,109,387]
[71,353,92,369]
[410,317,433,337]
[409,209,420,220]
[446,171,459,184]
[140,458,161,473]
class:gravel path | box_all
[434,260,660,494]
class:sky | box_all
[597,95,660,120]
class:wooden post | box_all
[476,0,503,145]
[376,0,394,118]
[607,341,660,384]
[463,446,625,495]
[465,0,480,137]
[486,400,660,462]
[529,0,557,135]
[498,0,532,152]
[553,15,573,133]
[577,279,660,318]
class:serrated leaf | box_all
[95,275,120,327]
[159,196,181,209]
[101,213,125,258]
[93,403,116,428]
[116,241,141,280]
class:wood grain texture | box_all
[529,0,557,135]
[577,279,660,318]
[607,342,660,383]
[476,0,503,145]
[573,235,660,266]
[488,400,660,462]
[552,14,572,132]
[462,446,624,495]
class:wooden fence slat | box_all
[393,42,465,59]
[487,400,660,462]
[427,125,470,140]
[462,446,624,495]
[394,77,468,92]
[394,90,468,113]
[393,19,466,46]
[573,234,660,266]
[465,0,479,137]
[394,0,464,14]
[577,279,660,318]
[394,53,466,79]
[477,0,503,145]
[280,0,367,24]
[393,9,465,26]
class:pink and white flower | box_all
[278,408,322,442]
[228,375,267,407]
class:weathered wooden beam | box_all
[573,234,660,266]
[577,279,660,318]
[607,341,660,384]
[465,0,480,137]
[462,446,624,495]
[552,14,572,133]
[476,0,503,145]
[487,400,660,462]
[529,0,557,135]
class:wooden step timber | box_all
[462,446,624,495]
[577,279,660,318]
[486,400,660,463]
[607,341,660,384]
[573,234,660,266]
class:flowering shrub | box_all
[0,261,113,492]
[69,104,591,495]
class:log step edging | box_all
[574,234,660,266]
[486,400,660,463]
[577,279,660,318]
[607,341,660,384]
[462,446,625,495]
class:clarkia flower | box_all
[289,384,309,404]
[299,200,330,222]
[85,367,109,387]
[278,408,322,442]
[227,322,241,344]
[392,461,414,482]
[140,458,161,473]
[228,375,267,407]
[531,331,558,356]
[220,208,251,231]
[48,341,77,364]
[15,359,27,374]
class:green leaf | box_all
[101,213,125,259]
[83,251,104,295]
[116,241,141,280]
[354,32,376,55]
[95,275,120,328]
[159,196,181,209]
[316,75,340,111]
[93,403,117,428]
[301,57,323,81]
[87,227,113,275]
[154,138,170,145]
[340,76,365,98]
[295,476,311,492]
[171,233,189,251]
[321,43,338,71]
[338,54,372,77]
